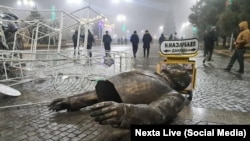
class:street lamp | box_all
[112,0,120,3]
[29,0,35,6]
[159,25,164,33]
[116,14,127,43]
[17,0,36,8]
[180,22,196,39]
[66,0,83,4]
[116,14,126,22]
[23,0,28,5]
[116,14,126,33]
[124,0,133,2]
[17,0,22,5]
[112,0,133,3]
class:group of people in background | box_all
[72,29,95,57]
[72,30,112,58]
[129,30,153,58]
[158,32,179,47]
[71,20,250,74]
[130,30,180,58]
[72,28,180,59]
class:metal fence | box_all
[0,49,133,86]
[0,5,134,87]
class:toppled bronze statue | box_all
[48,64,191,129]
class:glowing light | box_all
[159,25,164,32]
[153,35,157,39]
[117,14,126,22]
[67,0,82,4]
[181,22,191,31]
[17,0,22,5]
[51,6,56,20]
[99,20,104,28]
[124,0,133,2]
[17,0,35,7]
[112,0,133,3]
[29,0,35,7]
[112,0,120,3]
[122,24,126,32]
[23,0,28,5]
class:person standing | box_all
[72,30,79,55]
[142,30,152,58]
[203,27,217,63]
[173,32,178,40]
[83,30,95,58]
[224,21,250,74]
[168,34,173,40]
[130,31,140,58]
[158,33,166,47]
[103,31,112,57]
[203,30,209,58]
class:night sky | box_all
[0,0,197,38]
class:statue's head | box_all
[160,64,191,92]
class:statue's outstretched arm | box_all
[89,91,185,129]
[48,90,98,112]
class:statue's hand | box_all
[88,101,125,126]
[48,98,72,112]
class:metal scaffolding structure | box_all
[0,5,133,88]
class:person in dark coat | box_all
[203,30,209,58]
[158,33,166,47]
[82,30,95,57]
[103,31,112,57]
[142,30,153,58]
[72,30,79,55]
[173,32,178,40]
[203,26,217,63]
[168,34,173,40]
[130,31,140,58]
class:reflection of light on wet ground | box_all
[194,107,205,119]
[61,75,69,80]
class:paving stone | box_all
[0,46,250,140]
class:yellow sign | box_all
[157,38,199,100]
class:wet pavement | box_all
[0,43,250,141]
